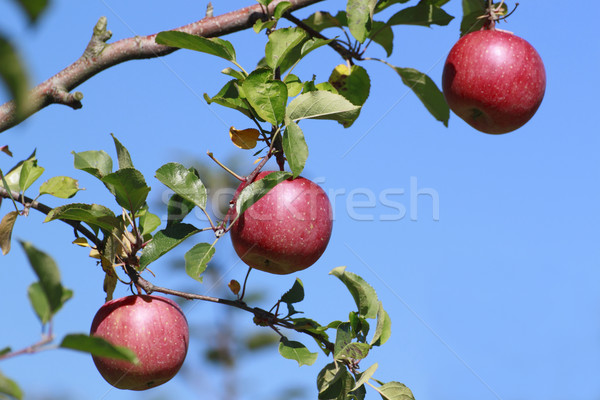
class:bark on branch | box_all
[0,0,323,133]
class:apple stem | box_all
[207,151,245,182]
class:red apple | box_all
[227,171,333,275]
[90,295,189,391]
[442,29,546,134]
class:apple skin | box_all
[90,295,189,391]
[227,171,333,275]
[442,29,546,134]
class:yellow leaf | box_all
[230,127,260,149]
[73,237,90,247]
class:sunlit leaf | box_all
[242,68,287,126]
[44,203,120,233]
[184,242,215,282]
[139,223,200,269]
[111,133,134,170]
[18,159,44,193]
[278,337,317,366]
[372,381,415,400]
[392,66,449,126]
[204,79,254,119]
[347,0,377,43]
[387,1,454,27]
[330,266,379,318]
[353,363,378,390]
[155,31,236,62]
[282,120,308,178]
[155,163,207,210]
[286,90,361,127]
[265,27,307,71]
[72,150,113,180]
[0,150,36,192]
[371,301,392,346]
[101,168,150,213]
[27,282,51,324]
[235,171,292,216]
[60,334,138,363]
[39,176,81,199]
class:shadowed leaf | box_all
[60,334,138,363]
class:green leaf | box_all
[44,203,120,233]
[371,301,392,346]
[0,371,23,400]
[155,163,207,210]
[347,0,377,43]
[392,66,449,126]
[265,27,307,71]
[282,120,308,178]
[317,362,350,399]
[369,21,394,57]
[235,171,292,215]
[12,0,49,23]
[0,36,30,123]
[375,0,411,13]
[336,342,370,361]
[60,334,139,364]
[372,381,415,400]
[18,160,44,193]
[221,67,246,80]
[387,0,454,27]
[72,150,113,180]
[0,211,18,255]
[278,337,317,366]
[0,150,35,192]
[333,322,353,358]
[111,133,134,170]
[353,363,378,390]
[101,168,150,213]
[284,74,303,97]
[19,241,70,314]
[0,348,10,356]
[242,68,287,126]
[166,193,195,227]
[137,208,161,238]
[281,278,305,304]
[303,11,345,32]
[27,282,51,324]
[139,223,200,269]
[286,91,361,127]
[329,64,371,108]
[330,266,379,318]
[155,31,236,62]
[39,176,81,199]
[273,1,292,19]
[184,242,215,282]
[253,19,277,34]
[204,79,254,119]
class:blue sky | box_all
[1,1,599,400]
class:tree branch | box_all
[0,0,323,133]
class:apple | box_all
[227,171,333,275]
[90,295,189,391]
[442,29,546,134]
